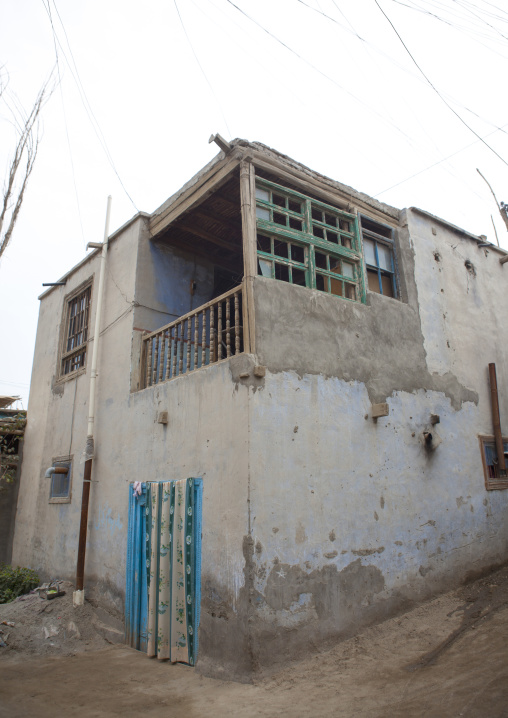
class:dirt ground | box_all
[1,566,508,718]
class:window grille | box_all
[60,283,92,376]
[255,179,365,303]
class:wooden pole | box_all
[240,160,257,354]
[488,363,506,474]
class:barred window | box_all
[60,281,92,377]
[255,179,365,303]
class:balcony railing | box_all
[142,285,243,388]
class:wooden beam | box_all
[240,160,257,354]
[150,156,240,237]
[177,223,241,254]
[194,209,242,234]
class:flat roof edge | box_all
[38,212,150,300]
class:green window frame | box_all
[360,215,397,299]
[255,179,365,303]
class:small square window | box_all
[479,436,508,491]
[49,457,72,503]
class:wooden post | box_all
[489,363,506,474]
[240,159,257,354]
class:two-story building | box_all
[11,138,508,681]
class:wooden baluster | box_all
[146,336,152,387]
[178,322,185,374]
[164,330,171,381]
[235,292,240,355]
[210,306,215,363]
[158,332,164,383]
[201,309,206,367]
[226,296,231,358]
[218,301,222,360]
[152,335,159,385]
[194,314,198,371]
[171,326,177,378]
[186,318,191,373]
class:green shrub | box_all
[0,564,39,604]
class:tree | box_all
[0,72,51,261]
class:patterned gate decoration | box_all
[126,478,202,665]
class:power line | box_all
[40,0,139,212]
[374,0,508,169]
[173,0,232,137]
[224,0,415,143]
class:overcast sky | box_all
[1,0,507,407]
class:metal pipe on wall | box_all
[74,196,112,606]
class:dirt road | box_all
[1,566,507,717]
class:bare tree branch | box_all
[0,76,52,261]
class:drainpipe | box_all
[73,196,112,607]
[488,363,506,475]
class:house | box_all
[0,397,26,565]
[11,138,508,681]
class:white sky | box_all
[1,0,507,407]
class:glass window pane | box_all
[258,259,272,278]
[377,243,392,271]
[256,207,270,221]
[329,258,341,274]
[364,238,376,266]
[342,262,354,279]
[255,187,269,202]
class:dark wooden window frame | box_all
[57,277,93,382]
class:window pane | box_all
[364,238,376,266]
[274,240,289,258]
[345,284,356,300]
[329,258,341,274]
[291,244,305,264]
[292,268,306,286]
[327,231,339,245]
[273,212,287,227]
[377,243,392,271]
[258,259,272,278]
[367,268,381,293]
[257,234,271,253]
[316,274,328,292]
[330,277,342,296]
[381,273,394,297]
[311,208,322,222]
[315,251,327,269]
[274,263,290,283]
[273,194,286,208]
[342,262,354,279]
[256,207,270,221]
[325,214,336,227]
[255,187,269,201]
[313,226,325,239]
[289,217,303,231]
[288,199,301,214]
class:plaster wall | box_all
[247,212,508,671]
[13,218,251,678]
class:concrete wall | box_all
[246,209,508,673]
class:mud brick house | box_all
[11,138,508,680]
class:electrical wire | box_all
[42,0,86,249]
[173,0,232,138]
[224,0,415,142]
[374,0,508,169]
[41,0,139,212]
